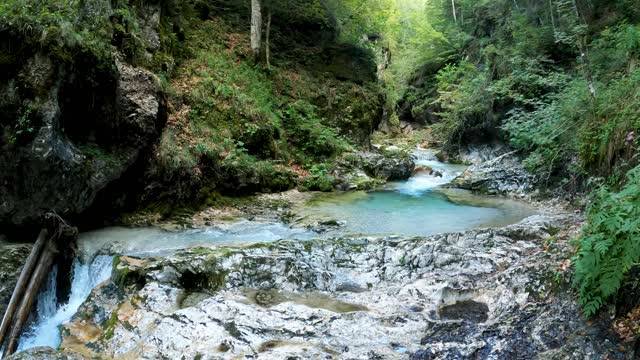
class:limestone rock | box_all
[57,214,628,359]
[452,152,537,198]
[5,347,85,360]
[332,150,415,190]
[0,49,165,231]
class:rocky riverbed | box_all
[6,214,625,359]
[4,148,635,359]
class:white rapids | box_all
[396,148,468,196]
[16,256,113,351]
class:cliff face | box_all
[0,35,166,232]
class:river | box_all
[13,149,534,352]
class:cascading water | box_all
[396,148,468,196]
[16,256,113,351]
[8,223,316,353]
[299,148,536,236]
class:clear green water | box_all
[298,149,535,237]
[298,188,534,237]
[77,152,535,256]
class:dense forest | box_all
[1,0,640,358]
[393,0,640,318]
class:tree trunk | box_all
[0,229,48,349]
[251,0,263,63]
[2,236,58,358]
[549,0,557,33]
[572,0,596,97]
[451,0,457,24]
[266,11,272,69]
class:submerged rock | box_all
[54,214,629,359]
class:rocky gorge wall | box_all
[0,48,166,233]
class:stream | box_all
[13,149,536,353]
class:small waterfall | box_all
[397,149,468,196]
[411,148,439,162]
[17,255,113,351]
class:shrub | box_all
[573,165,640,316]
[301,164,335,192]
[283,102,351,161]
[578,71,640,173]
[0,0,147,65]
[431,62,492,145]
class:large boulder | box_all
[332,150,415,191]
[452,152,537,198]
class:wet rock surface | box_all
[5,347,85,360]
[56,215,629,359]
[0,242,31,317]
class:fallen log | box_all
[0,213,77,358]
[2,234,59,358]
[0,229,48,350]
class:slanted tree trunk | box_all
[251,0,263,63]
[2,235,58,358]
[0,229,48,349]
[571,0,596,97]
[549,0,557,32]
[1,214,76,358]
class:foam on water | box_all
[17,256,113,351]
[396,149,468,196]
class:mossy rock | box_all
[112,256,150,290]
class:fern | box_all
[573,165,640,317]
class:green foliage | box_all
[0,0,127,63]
[415,0,640,179]
[432,62,491,145]
[301,164,335,192]
[578,71,640,172]
[9,102,37,145]
[573,166,640,316]
[154,11,383,197]
[501,79,590,175]
[283,101,351,162]
[327,0,448,112]
[0,0,188,69]
[165,19,357,170]
[591,23,640,79]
